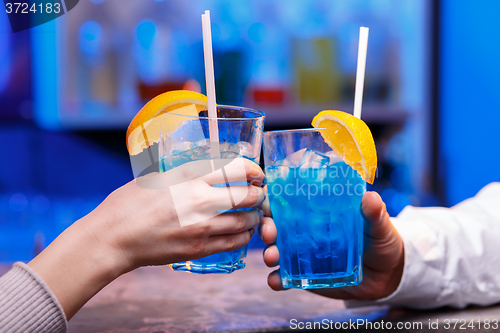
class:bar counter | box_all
[2,250,500,332]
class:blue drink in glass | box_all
[263,129,365,289]
[159,106,265,274]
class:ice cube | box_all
[216,141,255,159]
[192,145,211,159]
[221,151,239,159]
[265,166,290,193]
[308,183,335,214]
[297,233,315,254]
[300,150,330,169]
[268,195,294,224]
[327,216,347,259]
[297,150,330,181]
[308,212,330,237]
[302,212,334,259]
[329,187,355,211]
[265,167,279,184]
[325,150,344,165]
[279,166,290,180]
[284,148,310,167]
[274,166,290,182]
[313,166,328,183]
[219,142,231,153]
[232,141,250,155]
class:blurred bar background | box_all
[1,0,499,263]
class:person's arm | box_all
[349,182,500,309]
[6,158,264,325]
[261,183,500,309]
[0,263,67,333]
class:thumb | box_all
[361,191,403,272]
[361,191,392,240]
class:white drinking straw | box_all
[353,27,369,119]
[201,10,220,159]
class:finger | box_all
[202,158,264,187]
[165,159,216,185]
[263,244,280,267]
[207,209,260,236]
[258,217,277,245]
[361,191,393,240]
[261,185,272,217]
[197,183,264,213]
[229,185,266,209]
[361,191,404,271]
[207,228,255,255]
[268,269,285,291]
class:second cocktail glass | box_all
[263,128,365,289]
[159,105,265,274]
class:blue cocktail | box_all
[159,105,265,274]
[263,129,365,289]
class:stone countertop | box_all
[2,251,500,332]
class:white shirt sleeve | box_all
[346,182,500,309]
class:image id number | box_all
[443,319,498,330]
[6,2,61,14]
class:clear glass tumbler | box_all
[263,128,365,289]
[159,105,265,274]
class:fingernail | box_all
[259,209,264,219]
[249,228,255,237]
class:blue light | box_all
[31,20,60,129]
[32,195,50,214]
[248,22,267,43]
[381,187,397,216]
[390,192,411,214]
[0,8,10,93]
[89,0,105,4]
[339,21,358,42]
[9,193,28,213]
[211,23,221,42]
[390,167,409,187]
[136,20,157,49]
[79,21,102,55]
[381,188,396,203]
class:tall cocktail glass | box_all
[263,128,365,289]
[159,105,265,274]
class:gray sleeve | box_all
[0,262,67,333]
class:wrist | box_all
[77,212,135,276]
[28,215,127,319]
